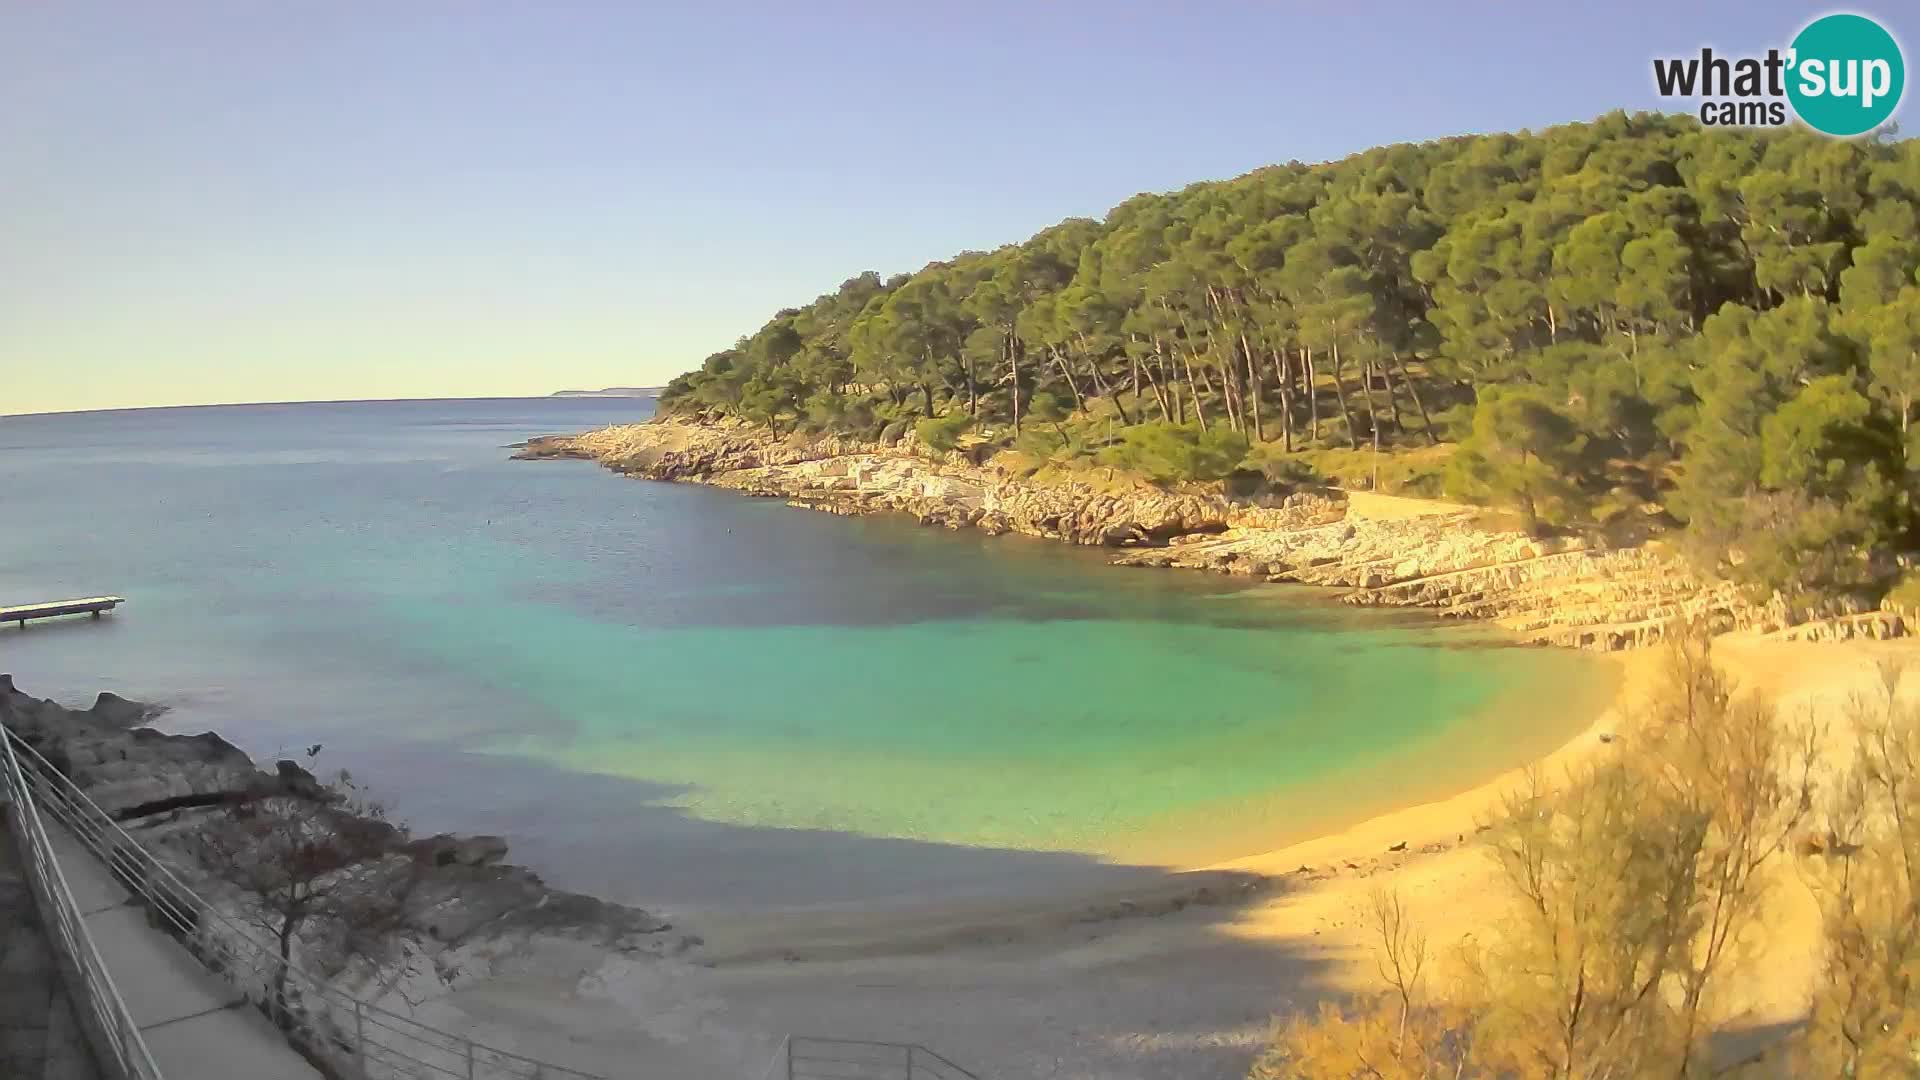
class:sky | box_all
[2,2,1914,415]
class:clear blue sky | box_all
[2,1,1911,414]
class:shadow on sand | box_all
[341,740,1341,1080]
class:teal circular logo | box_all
[1788,13,1905,136]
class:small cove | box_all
[0,398,1610,912]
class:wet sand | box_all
[398,634,1910,1080]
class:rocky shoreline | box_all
[1,670,1278,979]
[0,675,695,1021]
[516,415,1908,651]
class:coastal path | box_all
[45,826,323,1080]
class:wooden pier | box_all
[2,597,125,628]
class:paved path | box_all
[46,826,322,1080]
[0,826,99,1080]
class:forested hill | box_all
[659,111,1920,607]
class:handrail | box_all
[782,1036,980,1080]
[0,725,165,1080]
[2,726,604,1080]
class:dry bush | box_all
[1797,658,1920,1076]
[1250,888,1476,1080]
[1254,627,1816,1079]
[194,760,406,1027]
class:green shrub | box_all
[1259,456,1326,489]
[1247,444,1451,496]
[1014,427,1074,460]
[1445,386,1590,531]
[914,411,973,452]
[798,389,850,433]
[1099,422,1250,485]
[1887,569,1920,614]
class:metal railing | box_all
[780,1037,979,1080]
[0,725,165,1080]
[2,726,602,1080]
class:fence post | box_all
[467,1038,476,1080]
[355,1000,367,1075]
[785,1035,793,1080]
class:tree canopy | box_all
[661,112,1920,606]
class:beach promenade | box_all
[42,824,323,1080]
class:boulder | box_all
[408,833,512,868]
[2,673,686,1025]
[90,691,156,727]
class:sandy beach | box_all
[452,434,1915,1078]
[387,631,1914,1080]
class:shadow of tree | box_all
[339,742,1339,1080]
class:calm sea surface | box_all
[0,398,1609,914]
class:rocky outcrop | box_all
[0,675,259,814]
[518,417,1905,652]
[1764,610,1909,643]
[1105,506,1855,649]
[519,419,871,481]
[0,677,693,1013]
[544,416,1241,549]
[508,435,597,461]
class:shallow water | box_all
[0,398,1609,913]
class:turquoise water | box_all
[0,399,1608,912]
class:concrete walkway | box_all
[46,826,322,1080]
[0,826,99,1080]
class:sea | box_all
[0,398,1610,915]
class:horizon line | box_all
[0,392,662,421]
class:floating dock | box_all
[1,597,125,628]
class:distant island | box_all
[549,386,661,398]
